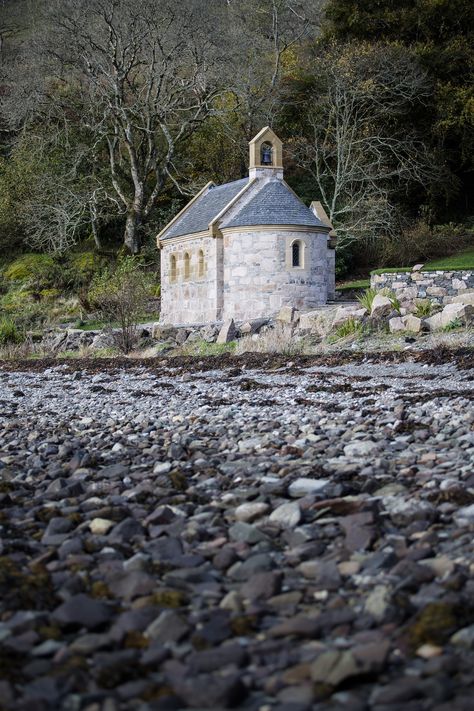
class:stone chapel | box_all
[157,127,336,326]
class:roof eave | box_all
[156,181,215,245]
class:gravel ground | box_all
[1,353,474,710]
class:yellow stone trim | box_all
[310,200,338,244]
[249,127,283,170]
[156,181,214,245]
[158,230,210,248]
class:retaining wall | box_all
[371,270,474,304]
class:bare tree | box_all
[293,43,447,250]
[9,0,222,253]
[215,0,324,169]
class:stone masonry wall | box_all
[160,236,220,325]
[221,229,329,321]
[371,270,474,304]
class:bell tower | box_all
[249,127,283,180]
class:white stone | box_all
[365,585,390,621]
[450,291,474,305]
[89,518,114,535]
[389,316,405,333]
[288,477,330,498]
[332,306,367,327]
[343,440,379,457]
[276,305,299,324]
[454,504,474,526]
[371,294,393,318]
[269,501,301,527]
[234,502,270,523]
[425,303,473,331]
[216,318,237,344]
[412,264,424,271]
[153,462,172,475]
[403,314,423,333]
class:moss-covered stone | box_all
[124,631,150,649]
[151,589,188,608]
[230,614,259,636]
[0,557,57,610]
[90,581,112,599]
[169,470,188,491]
[406,602,459,649]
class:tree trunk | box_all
[124,209,142,254]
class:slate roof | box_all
[223,180,325,229]
[162,179,248,240]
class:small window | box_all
[198,249,205,277]
[292,240,302,268]
[260,142,273,166]
[170,254,177,282]
[184,252,190,280]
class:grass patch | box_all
[371,247,474,275]
[424,247,474,271]
[370,267,412,275]
[336,279,370,292]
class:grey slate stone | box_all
[162,179,247,239]
[223,180,325,229]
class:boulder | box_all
[412,264,424,272]
[332,306,367,328]
[91,331,115,350]
[371,294,393,319]
[276,306,299,324]
[403,314,423,333]
[298,310,332,335]
[389,314,423,334]
[152,324,179,341]
[200,325,218,343]
[216,319,237,344]
[240,318,269,335]
[450,291,474,306]
[389,317,405,333]
[425,302,473,331]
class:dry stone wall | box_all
[371,270,474,304]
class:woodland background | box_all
[0,0,472,292]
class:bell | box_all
[261,145,272,165]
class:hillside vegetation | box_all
[0,0,473,330]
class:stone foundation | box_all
[371,270,474,304]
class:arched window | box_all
[198,249,205,277]
[260,142,273,166]
[292,240,302,268]
[170,254,177,282]
[184,252,190,280]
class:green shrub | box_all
[333,317,364,340]
[442,318,463,332]
[3,254,57,289]
[380,288,401,312]
[0,317,22,345]
[415,299,433,317]
[357,287,378,311]
[89,257,149,353]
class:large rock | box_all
[450,291,474,305]
[403,314,423,333]
[332,306,367,328]
[371,294,393,319]
[216,319,237,344]
[425,302,473,331]
[298,309,337,335]
[276,306,299,324]
[389,314,423,334]
[389,316,405,333]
